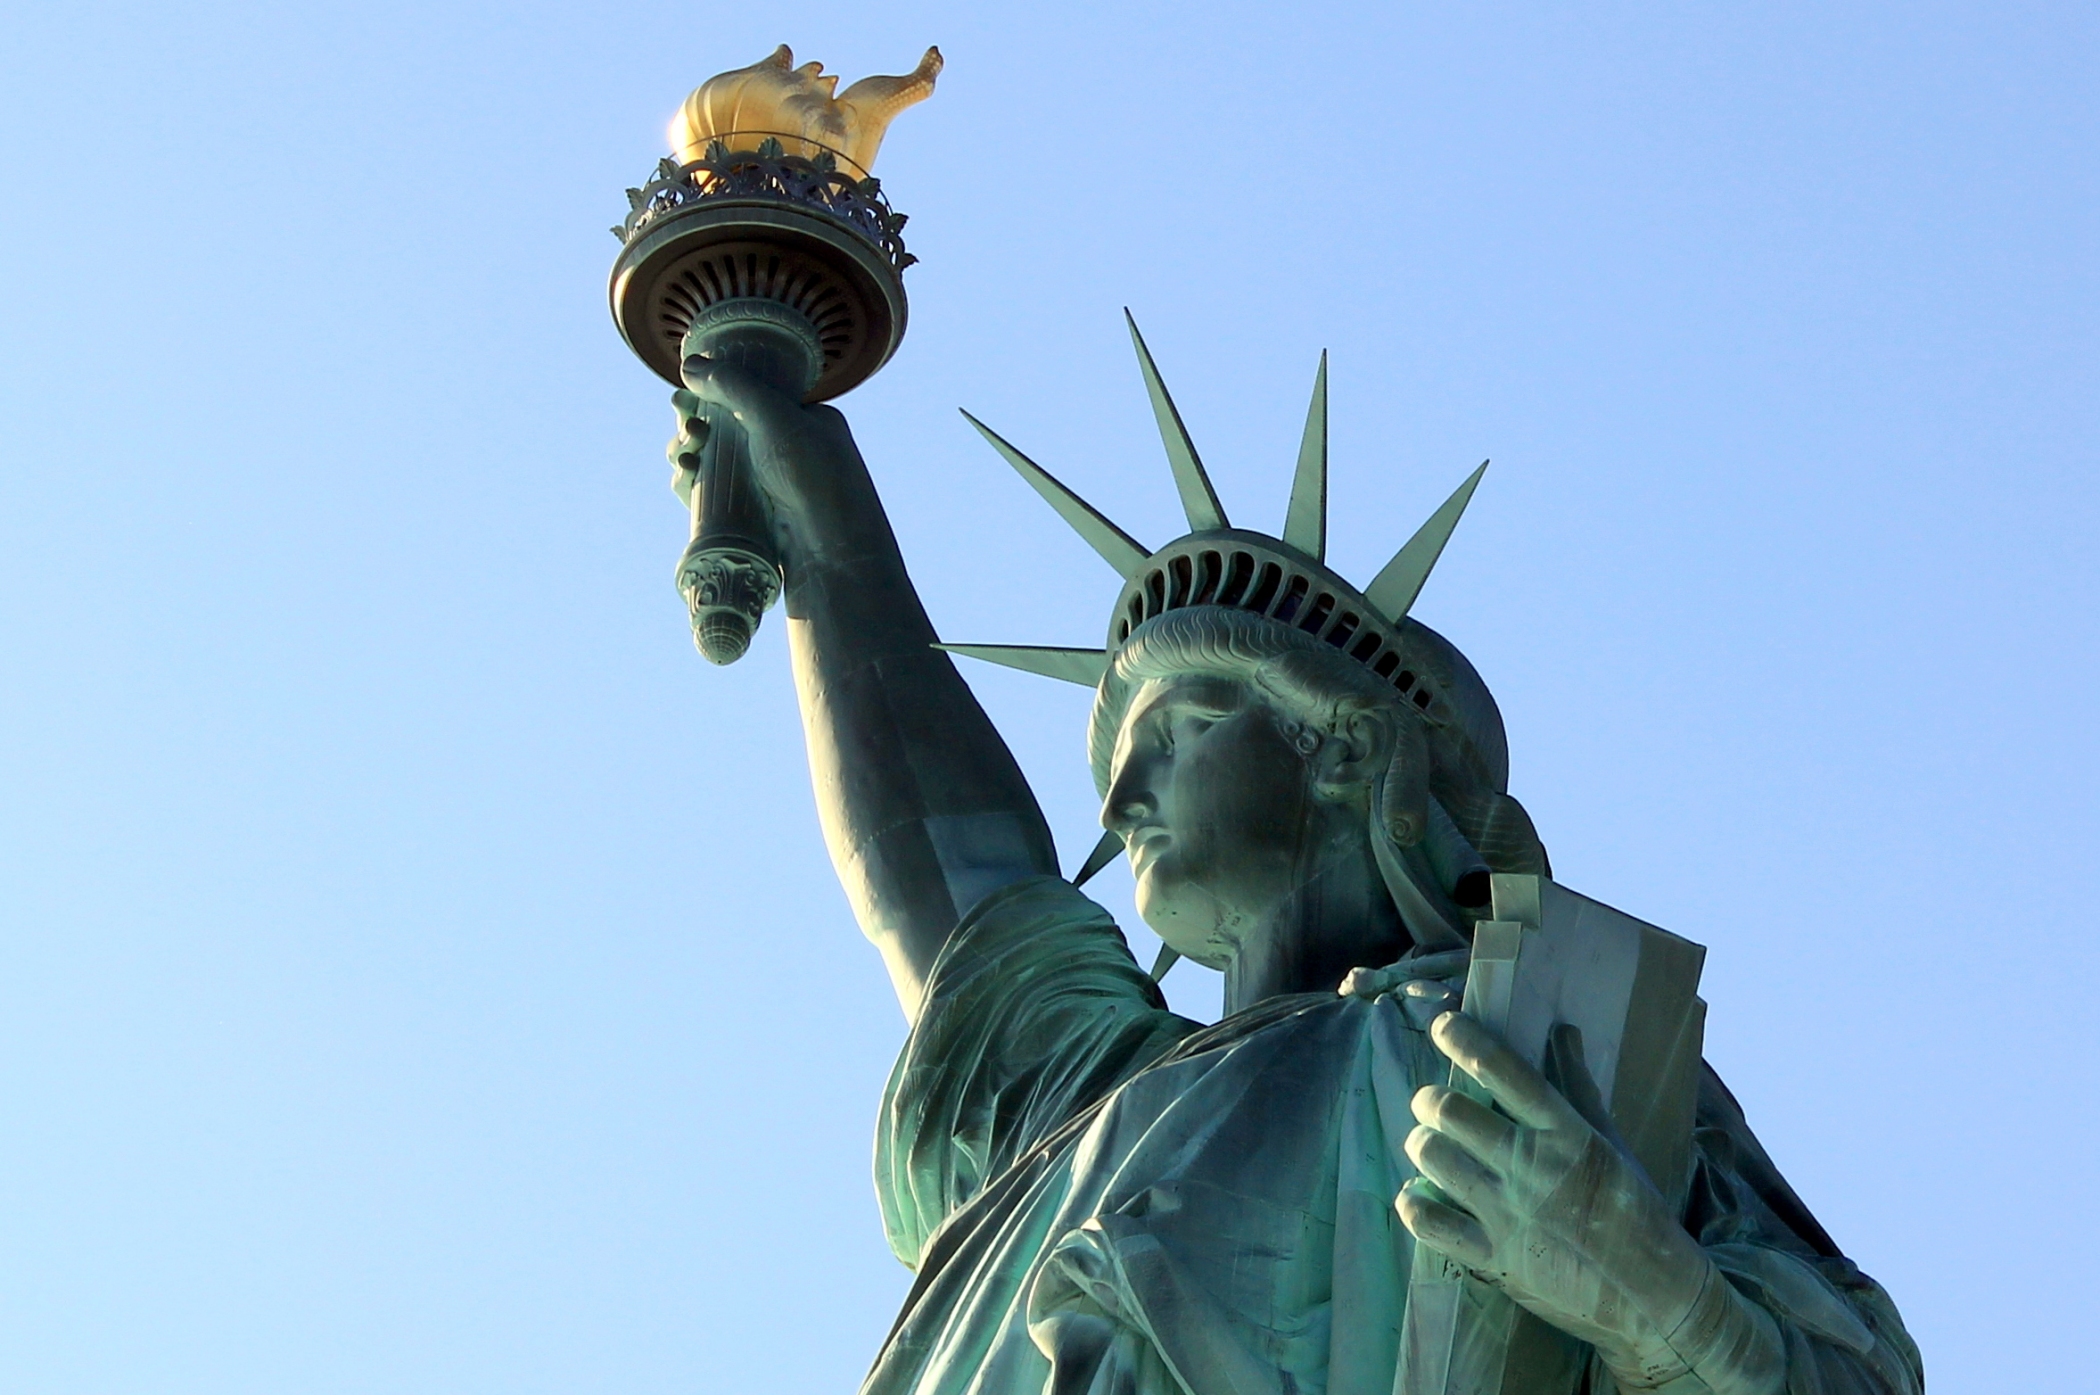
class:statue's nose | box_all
[1100,768,1157,837]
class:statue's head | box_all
[945,316,1548,967]
[1087,605,1536,962]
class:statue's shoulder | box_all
[917,875,1155,1004]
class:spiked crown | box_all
[942,315,1546,949]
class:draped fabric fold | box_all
[866,878,1921,1395]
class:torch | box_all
[609,44,940,663]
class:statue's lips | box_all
[1126,827,1170,873]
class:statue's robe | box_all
[865,878,1923,1395]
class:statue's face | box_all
[1102,674,1326,966]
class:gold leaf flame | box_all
[669,44,942,179]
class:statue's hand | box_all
[673,354,863,546]
[1400,1012,1783,1393]
[1338,947,1468,1030]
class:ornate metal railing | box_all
[611,139,916,271]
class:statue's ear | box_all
[1311,707,1393,804]
[1375,716,1431,847]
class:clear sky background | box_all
[0,1,2092,1390]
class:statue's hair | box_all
[1088,606,1549,924]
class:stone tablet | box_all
[1400,874,1708,1395]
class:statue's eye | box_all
[1174,714,1216,744]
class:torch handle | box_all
[677,413,782,665]
[672,299,821,665]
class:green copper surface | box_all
[1125,310,1228,531]
[959,409,1151,578]
[1285,351,1329,561]
[645,322,1922,1395]
[931,642,1107,687]
[1364,460,1490,624]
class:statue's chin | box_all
[1132,876,1168,940]
[1135,875,1234,971]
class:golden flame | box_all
[669,44,942,179]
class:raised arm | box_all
[675,361,1059,1019]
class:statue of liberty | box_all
[621,46,1924,1395]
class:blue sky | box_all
[0,1,2092,1389]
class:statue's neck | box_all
[1220,845,1410,1015]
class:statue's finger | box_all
[668,431,705,471]
[1396,1181,1494,1269]
[1399,948,1471,982]
[668,445,700,507]
[1411,1085,1514,1162]
[1542,1023,1616,1140]
[1337,964,1401,1000]
[1404,1124,1503,1210]
[1428,1012,1573,1130]
[1397,979,1462,1031]
[680,354,794,426]
[679,355,747,408]
[1338,946,1471,1004]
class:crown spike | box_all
[1072,828,1124,886]
[933,642,1108,687]
[1283,352,1328,560]
[1362,461,1489,623]
[1149,944,1182,982]
[1124,311,1228,531]
[961,411,1150,579]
